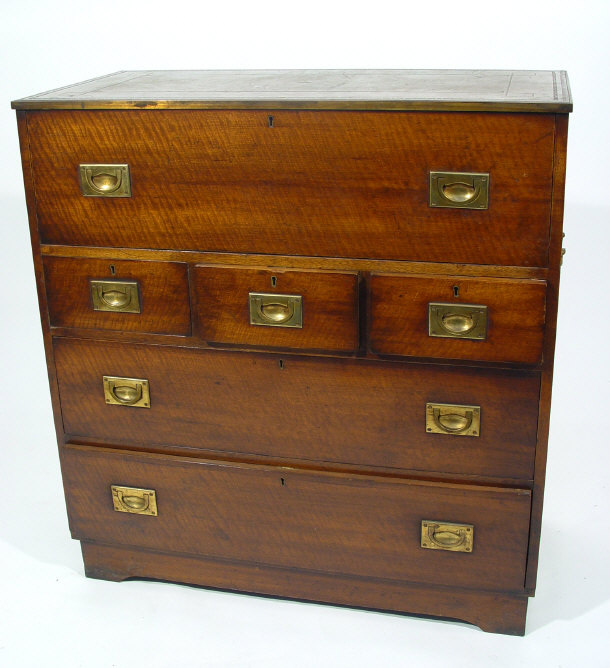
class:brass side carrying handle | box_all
[79,164,131,197]
[249,293,303,328]
[111,485,158,516]
[103,376,150,408]
[421,521,473,552]
[429,171,489,209]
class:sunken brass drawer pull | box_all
[79,164,131,197]
[249,292,303,328]
[111,485,158,516]
[90,279,140,313]
[429,171,489,209]
[426,403,480,437]
[103,376,150,408]
[421,521,473,552]
[428,303,487,340]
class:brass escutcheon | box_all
[421,521,474,552]
[79,164,131,197]
[429,171,489,209]
[90,280,140,313]
[111,485,158,516]
[249,292,303,328]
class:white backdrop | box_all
[1,1,609,666]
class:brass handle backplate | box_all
[103,376,150,408]
[429,171,489,209]
[79,164,131,197]
[421,521,473,552]
[249,292,303,328]
[428,303,488,340]
[111,485,158,516]
[426,402,480,437]
[90,280,141,313]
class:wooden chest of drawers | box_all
[12,70,572,635]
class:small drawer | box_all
[370,274,547,365]
[61,444,532,592]
[43,256,191,336]
[193,265,359,353]
[54,338,540,481]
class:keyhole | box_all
[110,265,116,276]
[268,115,274,128]
[280,478,285,486]
[271,275,277,287]
[278,359,284,370]
[453,285,459,297]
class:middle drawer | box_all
[54,338,540,481]
[193,264,360,353]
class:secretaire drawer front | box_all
[28,110,555,266]
[62,444,532,592]
[193,265,359,352]
[370,274,547,364]
[54,339,540,480]
[44,256,191,336]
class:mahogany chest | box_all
[12,70,572,635]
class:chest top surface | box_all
[11,69,572,112]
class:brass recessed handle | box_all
[429,171,489,209]
[440,312,474,334]
[428,303,487,340]
[426,403,480,437]
[103,376,150,408]
[111,383,142,405]
[120,492,149,511]
[90,171,122,193]
[260,301,294,324]
[433,407,473,433]
[79,164,131,197]
[90,280,140,313]
[111,485,158,516]
[249,293,303,328]
[442,181,477,203]
[102,289,129,307]
[429,525,467,548]
[421,521,474,552]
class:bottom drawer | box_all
[61,444,531,593]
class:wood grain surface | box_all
[370,274,547,364]
[81,540,529,634]
[44,256,191,335]
[193,264,359,352]
[62,444,532,592]
[525,113,569,592]
[40,244,549,280]
[27,110,556,266]
[54,338,540,480]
